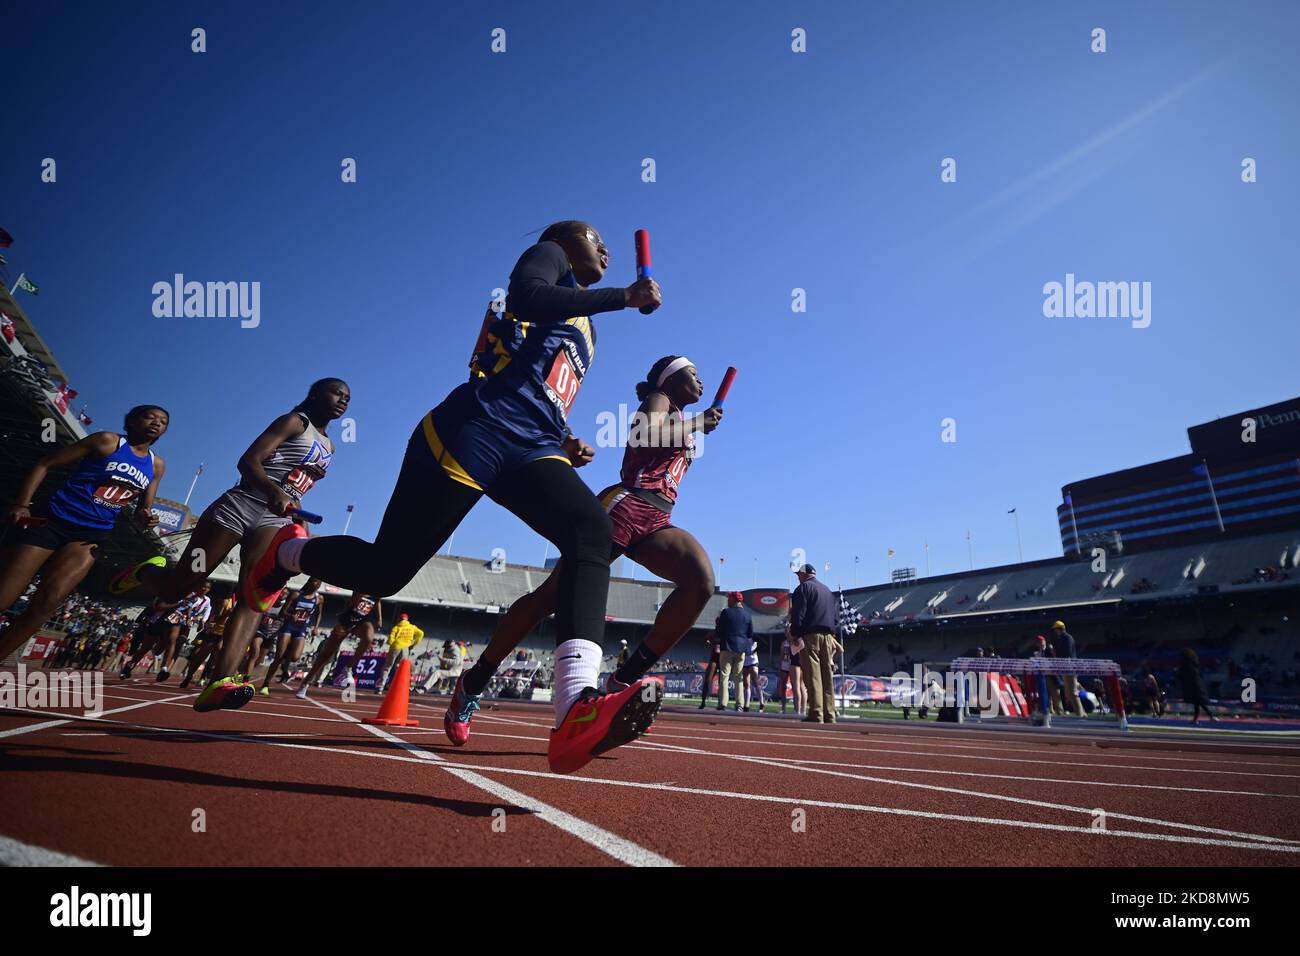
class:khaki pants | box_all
[1062,675,1085,716]
[799,631,837,722]
[376,645,408,691]
[718,651,745,709]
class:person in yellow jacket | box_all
[375,613,423,693]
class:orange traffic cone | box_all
[363,658,420,727]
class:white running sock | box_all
[552,639,602,729]
[278,537,308,573]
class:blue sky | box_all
[3,1,1298,591]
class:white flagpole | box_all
[182,464,203,508]
[1201,460,1225,533]
[1012,510,1023,563]
[1066,493,1081,556]
[343,508,354,536]
[9,273,24,296]
[967,530,974,570]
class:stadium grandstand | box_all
[838,397,1300,711]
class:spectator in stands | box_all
[1177,649,1216,724]
[789,564,838,723]
[1051,620,1084,717]
[714,592,753,711]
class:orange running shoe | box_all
[243,521,307,612]
[547,679,662,775]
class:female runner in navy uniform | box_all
[258,578,323,694]
[0,405,168,662]
[443,356,723,747]
[247,220,662,773]
[293,591,382,699]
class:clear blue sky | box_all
[4,1,1297,591]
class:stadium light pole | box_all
[924,539,930,577]
[966,530,974,570]
[1010,508,1023,563]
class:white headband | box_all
[656,356,694,388]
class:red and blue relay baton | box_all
[711,366,738,408]
[634,229,658,314]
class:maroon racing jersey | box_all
[618,396,696,512]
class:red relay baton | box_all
[711,367,738,408]
[634,229,658,315]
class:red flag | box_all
[0,228,13,248]
[77,407,92,426]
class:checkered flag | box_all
[838,592,862,635]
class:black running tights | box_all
[298,439,612,650]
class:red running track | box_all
[3,673,1300,867]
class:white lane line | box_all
[624,749,1300,799]
[638,729,1300,779]
[0,695,190,739]
[437,761,1300,856]
[441,765,675,867]
[306,697,445,762]
[0,834,102,866]
[632,737,1299,845]
[23,712,1291,858]
[655,718,1300,763]
[648,723,1300,770]
[305,698,671,866]
[405,723,1300,780]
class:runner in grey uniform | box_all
[201,412,333,538]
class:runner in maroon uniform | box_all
[444,355,724,744]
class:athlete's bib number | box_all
[281,468,315,499]
[93,482,138,509]
[544,350,582,419]
[667,454,689,487]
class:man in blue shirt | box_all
[713,592,753,711]
[788,563,838,723]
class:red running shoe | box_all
[547,679,662,775]
[243,521,307,613]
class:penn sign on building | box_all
[1058,396,1300,557]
